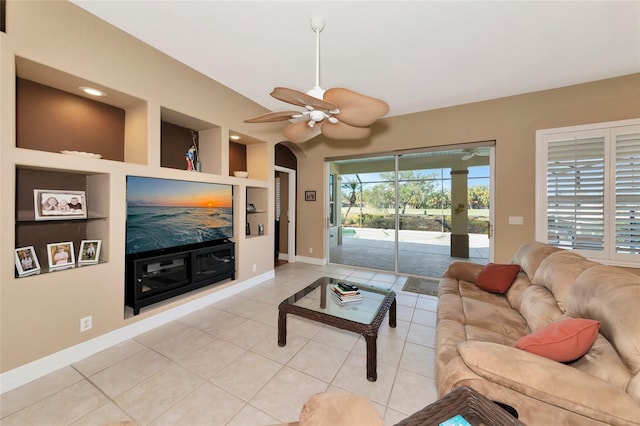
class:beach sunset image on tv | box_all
[126,176,233,255]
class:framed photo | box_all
[79,240,101,264]
[305,190,316,201]
[47,242,75,269]
[15,246,41,276]
[34,189,87,221]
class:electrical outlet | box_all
[309,247,313,254]
[252,263,257,272]
[80,316,92,332]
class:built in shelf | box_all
[16,211,108,222]
[16,260,107,279]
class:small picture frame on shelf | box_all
[247,203,257,213]
[47,241,75,270]
[15,246,41,276]
[305,190,316,201]
[34,189,87,221]
[78,240,101,264]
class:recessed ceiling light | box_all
[79,86,106,97]
[230,135,241,140]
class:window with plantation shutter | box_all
[613,129,640,258]
[536,119,640,267]
[546,134,605,252]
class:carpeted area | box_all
[402,276,440,297]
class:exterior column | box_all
[450,169,469,258]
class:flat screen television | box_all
[125,176,233,256]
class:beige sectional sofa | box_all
[436,241,640,425]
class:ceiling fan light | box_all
[309,110,326,122]
[328,117,339,124]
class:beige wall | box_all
[295,74,640,263]
[1,0,282,374]
[2,0,639,377]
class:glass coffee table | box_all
[278,276,396,381]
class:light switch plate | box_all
[508,216,524,225]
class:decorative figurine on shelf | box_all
[185,130,200,172]
[185,145,196,171]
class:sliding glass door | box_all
[329,145,492,278]
[329,155,397,272]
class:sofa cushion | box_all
[504,273,533,312]
[517,285,564,332]
[459,297,530,339]
[570,334,633,391]
[515,318,600,362]
[457,341,640,425]
[476,263,521,293]
[532,250,597,313]
[510,241,561,280]
[443,261,483,284]
[566,265,640,404]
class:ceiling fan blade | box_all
[323,88,389,127]
[244,111,301,123]
[271,87,337,111]
[321,120,371,141]
[282,121,322,143]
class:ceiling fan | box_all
[244,17,389,143]
[461,148,490,160]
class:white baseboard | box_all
[278,252,289,261]
[0,271,274,394]
[295,255,327,265]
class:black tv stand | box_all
[125,240,235,315]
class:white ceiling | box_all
[72,1,640,118]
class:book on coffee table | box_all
[332,283,359,295]
[331,287,363,304]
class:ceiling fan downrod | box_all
[307,16,326,100]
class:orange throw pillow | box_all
[515,318,600,362]
[475,263,521,293]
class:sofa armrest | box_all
[457,341,640,424]
[443,261,483,283]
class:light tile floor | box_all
[1,262,440,426]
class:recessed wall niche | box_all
[16,78,126,161]
[15,167,109,273]
[161,121,199,170]
[229,141,247,176]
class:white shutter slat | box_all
[615,132,640,255]
[546,136,605,252]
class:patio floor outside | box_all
[329,228,490,279]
